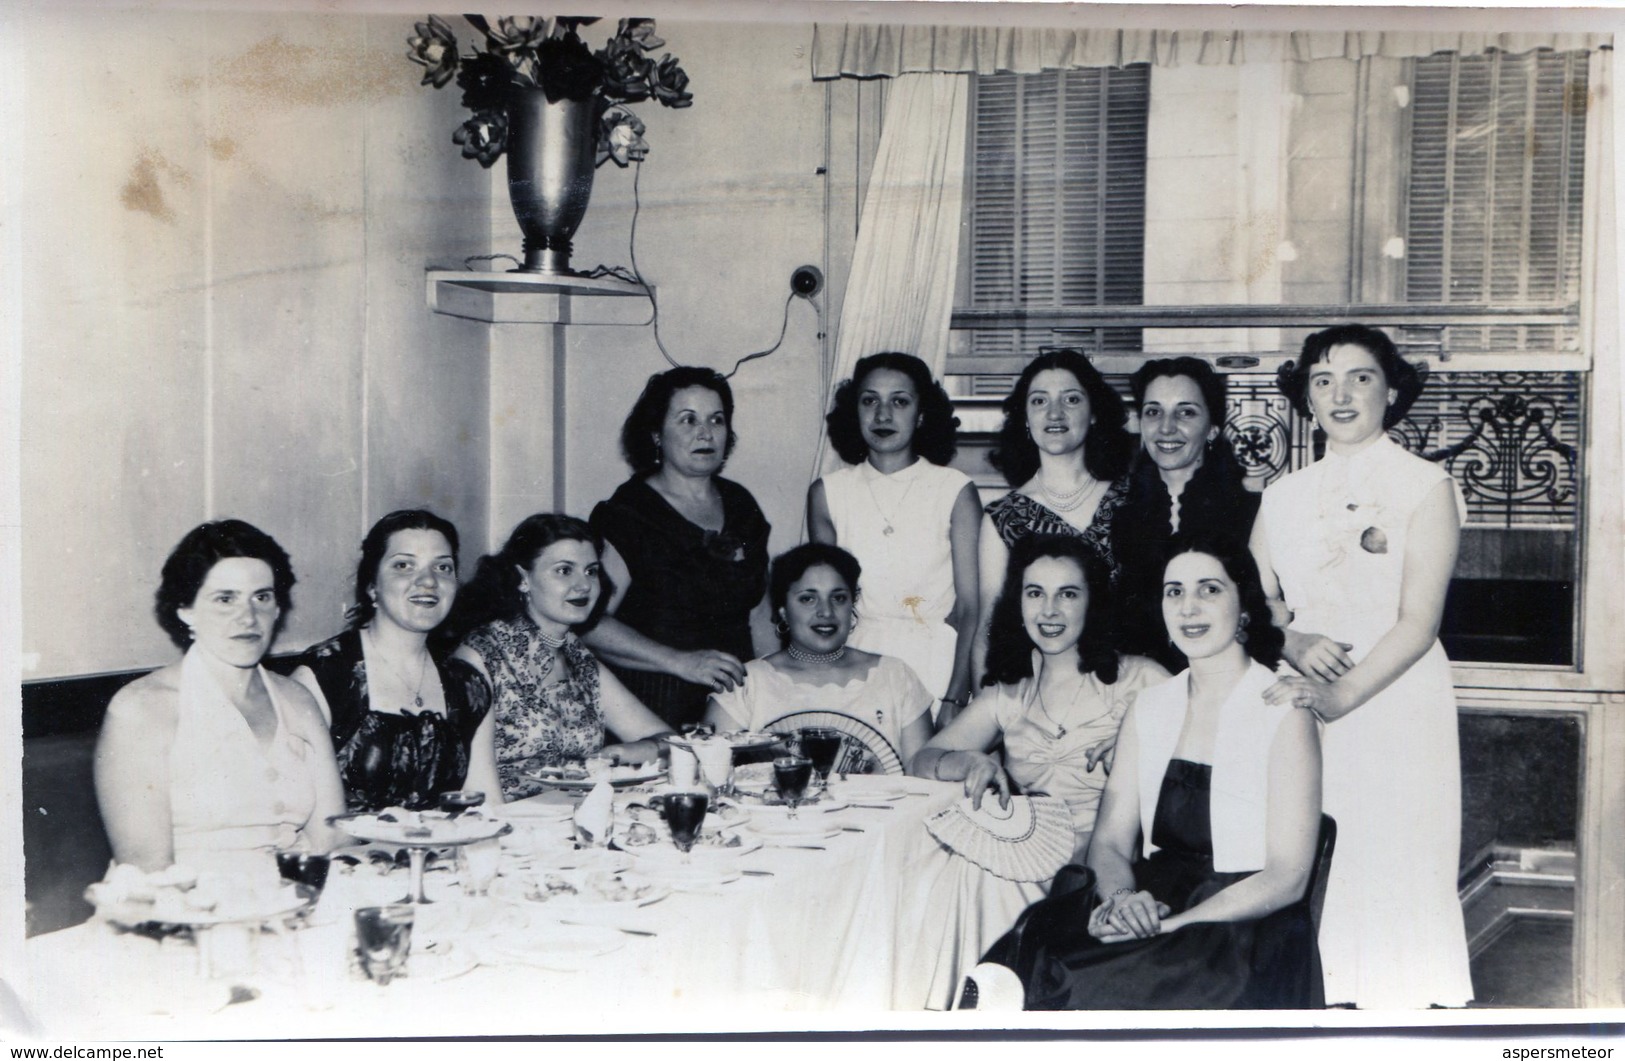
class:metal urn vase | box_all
[505,89,599,275]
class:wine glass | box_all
[275,850,332,894]
[772,755,814,818]
[437,790,485,819]
[457,838,501,899]
[354,904,415,986]
[797,728,843,787]
[661,789,710,864]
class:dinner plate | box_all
[410,937,480,982]
[490,870,669,910]
[89,881,315,930]
[736,791,850,815]
[626,831,764,866]
[526,764,666,790]
[329,810,512,846]
[474,922,626,972]
[495,799,578,824]
[831,775,939,798]
[507,847,635,875]
[663,730,784,753]
[649,863,743,891]
[743,817,843,841]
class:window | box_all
[958,66,1151,363]
[1401,50,1589,357]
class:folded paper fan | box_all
[924,795,1074,883]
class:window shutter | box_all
[963,66,1150,361]
[1403,50,1587,355]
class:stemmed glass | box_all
[438,790,485,818]
[662,789,710,865]
[772,755,814,819]
[797,728,843,789]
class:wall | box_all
[16,11,491,680]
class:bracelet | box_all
[931,753,951,781]
[940,696,968,708]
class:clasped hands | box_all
[1089,889,1173,944]
[1264,631,1356,721]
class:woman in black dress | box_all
[973,535,1323,1010]
[586,368,772,730]
[1114,358,1260,670]
[291,510,491,812]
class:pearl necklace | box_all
[536,628,568,651]
[787,643,847,665]
[1041,474,1103,514]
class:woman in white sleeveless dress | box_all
[1253,325,1474,1009]
[808,353,981,725]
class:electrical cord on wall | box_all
[454,160,809,378]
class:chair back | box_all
[1308,813,1337,930]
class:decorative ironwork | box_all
[1221,375,1310,489]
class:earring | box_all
[1236,614,1251,644]
[773,616,790,637]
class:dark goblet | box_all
[798,728,843,782]
[275,850,331,893]
[661,790,711,862]
[772,755,814,817]
[437,790,486,819]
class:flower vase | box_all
[504,89,600,276]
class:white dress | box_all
[1260,436,1474,1008]
[709,655,934,766]
[819,459,972,701]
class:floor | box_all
[1468,920,1576,1008]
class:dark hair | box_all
[154,519,297,650]
[347,509,461,630]
[983,534,1120,687]
[767,543,863,647]
[825,352,959,466]
[1128,355,1245,475]
[987,350,1132,488]
[1164,532,1284,670]
[619,367,738,477]
[445,513,610,643]
[1276,324,1425,429]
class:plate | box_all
[329,809,512,846]
[832,775,939,798]
[745,817,843,841]
[473,922,626,972]
[491,870,668,909]
[651,863,743,891]
[495,799,578,823]
[664,730,784,752]
[410,937,480,982]
[528,764,666,790]
[90,881,314,930]
[735,789,849,815]
[626,830,764,866]
[507,847,634,875]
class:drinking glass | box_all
[772,755,814,818]
[438,790,485,819]
[275,850,332,895]
[661,789,710,863]
[458,838,501,898]
[797,728,843,785]
[668,742,699,789]
[692,737,734,795]
[354,904,415,985]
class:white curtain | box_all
[812,25,1612,78]
[814,72,969,478]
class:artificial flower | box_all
[651,54,693,109]
[453,109,507,168]
[597,107,649,167]
[406,14,459,89]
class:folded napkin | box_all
[574,778,614,846]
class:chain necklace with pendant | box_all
[864,464,920,537]
[363,627,430,710]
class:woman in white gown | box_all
[1252,324,1474,1008]
[808,352,981,725]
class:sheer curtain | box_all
[814,72,968,477]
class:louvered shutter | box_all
[1403,50,1587,356]
[962,66,1150,362]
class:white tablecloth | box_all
[19,780,1041,1037]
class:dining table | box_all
[18,773,1043,1038]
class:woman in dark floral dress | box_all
[292,510,490,812]
[450,514,673,802]
[976,350,1136,680]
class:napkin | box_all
[574,778,614,846]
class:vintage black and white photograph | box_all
[2,0,1622,1042]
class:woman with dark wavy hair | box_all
[451,514,673,802]
[967,534,1323,1010]
[976,350,1135,681]
[95,520,344,879]
[1114,358,1260,670]
[807,353,981,724]
[586,367,772,730]
[1252,324,1471,1008]
[913,534,1168,861]
[290,509,491,812]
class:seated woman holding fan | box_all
[450,514,674,802]
[912,534,1169,861]
[291,509,492,812]
[703,543,934,771]
[971,536,1323,1010]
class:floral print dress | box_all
[461,616,605,801]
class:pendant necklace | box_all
[787,643,847,665]
[1032,677,1093,742]
[864,463,920,536]
[364,627,429,709]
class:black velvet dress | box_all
[983,759,1322,1010]
[296,630,492,813]
[1112,450,1260,671]
[589,476,771,730]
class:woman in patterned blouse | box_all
[449,514,673,802]
[975,350,1136,682]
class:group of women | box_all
[93,324,1473,1011]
